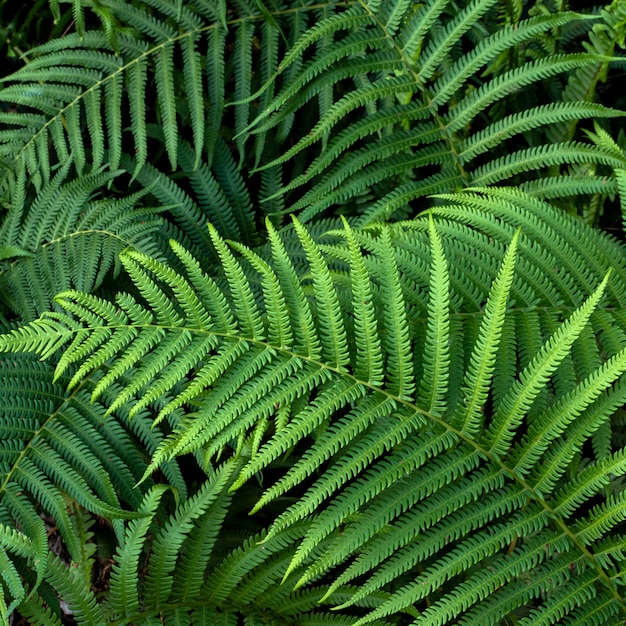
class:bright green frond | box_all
[417,217,451,415]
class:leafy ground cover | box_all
[1,1,626,624]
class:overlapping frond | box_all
[1,1,626,624]
[0,167,162,321]
[2,190,626,623]
[9,456,387,625]
[0,353,186,617]
[0,0,296,194]
[246,0,625,222]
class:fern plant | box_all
[1,0,626,624]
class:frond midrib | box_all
[0,228,156,263]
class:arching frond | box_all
[1,1,626,624]
[3,189,626,623]
[10,457,387,625]
[0,0,292,195]
[0,167,162,321]
[0,353,185,615]
[245,0,625,221]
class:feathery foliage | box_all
[1,0,626,624]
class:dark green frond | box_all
[245,1,624,221]
[0,168,162,321]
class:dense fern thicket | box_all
[1,0,626,624]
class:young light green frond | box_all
[209,224,265,340]
[351,505,548,624]
[0,313,78,359]
[511,346,626,477]
[574,490,626,546]
[310,449,486,597]
[322,462,502,599]
[143,348,306,472]
[487,271,611,458]
[378,227,415,400]
[232,379,364,493]
[169,238,237,333]
[260,406,426,546]
[292,216,349,369]
[119,250,184,325]
[285,429,455,584]
[198,361,331,463]
[417,217,451,416]
[250,395,395,515]
[454,228,519,435]
[343,217,383,385]
[229,241,293,348]
[553,449,626,519]
[533,377,626,497]
[155,340,249,423]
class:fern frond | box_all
[244,1,623,221]
[4,188,626,623]
[2,1,626,623]
[0,355,168,613]
[0,2,289,189]
[455,227,520,435]
[417,216,451,415]
[0,167,162,321]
